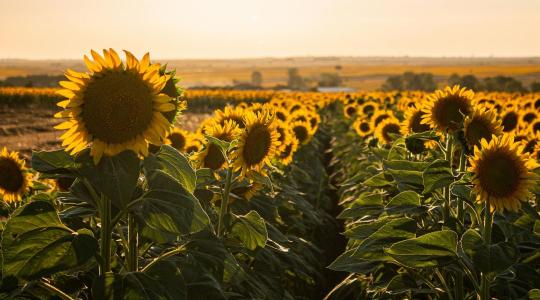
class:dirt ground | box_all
[0,105,211,159]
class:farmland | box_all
[1,50,540,300]
[2,56,540,90]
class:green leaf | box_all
[337,193,384,219]
[386,191,426,215]
[231,211,268,251]
[144,259,187,300]
[363,172,393,187]
[383,160,430,190]
[31,149,80,174]
[92,272,176,300]
[137,170,211,237]
[460,229,518,274]
[529,289,540,300]
[144,145,196,193]
[79,150,140,209]
[327,248,381,274]
[386,230,458,268]
[2,201,97,281]
[353,217,416,260]
[422,159,454,194]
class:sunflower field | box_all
[1,50,540,300]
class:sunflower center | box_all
[204,143,226,170]
[374,114,389,127]
[363,105,375,115]
[523,113,537,123]
[465,118,494,147]
[410,111,430,133]
[0,158,24,192]
[533,122,540,133]
[360,122,370,132]
[169,133,186,151]
[81,71,154,144]
[280,143,293,158]
[346,107,356,116]
[524,139,537,154]
[432,96,471,130]
[477,151,521,198]
[293,125,309,144]
[382,123,401,142]
[242,125,272,166]
[502,112,518,132]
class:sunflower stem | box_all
[443,134,454,225]
[217,167,234,238]
[481,199,493,300]
[455,150,467,300]
[127,212,138,272]
[99,195,112,274]
[38,280,75,300]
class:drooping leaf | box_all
[231,211,268,251]
[144,145,196,193]
[386,230,458,268]
[422,159,454,194]
[2,201,97,281]
[92,272,175,300]
[31,149,80,174]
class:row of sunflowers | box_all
[0,50,344,299]
[326,86,540,299]
[2,48,540,299]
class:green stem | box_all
[100,195,112,274]
[127,213,138,272]
[481,199,493,300]
[217,167,234,238]
[38,280,74,300]
[443,134,454,225]
[455,150,467,300]
[141,246,186,272]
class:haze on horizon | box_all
[1,0,539,60]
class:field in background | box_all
[1,57,540,90]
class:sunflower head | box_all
[463,108,503,151]
[375,118,402,144]
[468,134,539,212]
[500,108,520,132]
[0,148,33,203]
[343,104,358,119]
[215,106,246,128]
[278,135,299,166]
[360,101,378,116]
[353,118,372,138]
[401,107,431,135]
[291,121,313,145]
[194,120,241,171]
[232,110,279,175]
[165,127,190,152]
[421,85,474,133]
[370,110,395,130]
[54,49,180,164]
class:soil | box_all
[0,105,211,159]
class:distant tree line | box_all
[0,74,64,87]
[381,71,540,92]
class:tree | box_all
[483,76,526,93]
[447,73,481,90]
[251,71,263,87]
[530,82,540,92]
[318,73,342,87]
[287,68,306,90]
[381,72,435,91]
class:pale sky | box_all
[1,0,539,59]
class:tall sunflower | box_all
[232,110,279,175]
[353,118,372,138]
[343,104,358,119]
[0,148,33,203]
[214,106,246,128]
[468,134,538,212]
[421,85,474,132]
[401,107,431,135]
[291,121,313,145]
[500,108,520,132]
[54,49,179,164]
[279,136,299,166]
[463,109,503,150]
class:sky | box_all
[1,0,539,59]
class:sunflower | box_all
[519,132,540,154]
[359,101,378,116]
[185,133,203,153]
[353,118,372,138]
[500,108,520,132]
[421,85,474,132]
[54,49,179,164]
[401,107,431,135]
[375,118,401,144]
[463,109,503,150]
[343,104,358,119]
[370,110,396,130]
[274,107,290,123]
[232,110,280,175]
[468,134,538,212]
[165,127,189,152]
[529,120,540,134]
[275,121,293,154]
[0,148,33,203]
[279,136,299,166]
[215,106,246,128]
[195,120,241,170]
[291,121,313,145]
